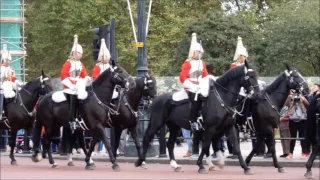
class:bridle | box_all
[211,67,258,117]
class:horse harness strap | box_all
[0,119,11,129]
[265,93,281,116]
[124,97,138,118]
[18,93,37,117]
[213,86,248,118]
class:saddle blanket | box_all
[52,89,119,103]
[172,75,216,102]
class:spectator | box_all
[279,106,291,158]
[181,128,193,157]
[285,89,310,159]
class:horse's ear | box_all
[244,60,249,68]
[285,64,290,71]
[145,73,150,78]
[111,59,116,67]
[41,69,45,77]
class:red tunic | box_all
[179,59,208,84]
[229,63,238,69]
[60,60,88,89]
[91,63,110,81]
[1,65,18,82]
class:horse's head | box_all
[142,74,157,99]
[110,63,136,90]
[241,60,260,97]
[23,70,53,97]
[39,70,53,95]
[285,64,309,95]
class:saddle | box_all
[170,75,216,105]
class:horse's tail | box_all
[61,127,72,154]
[147,93,172,132]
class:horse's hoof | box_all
[304,171,314,179]
[67,162,75,166]
[174,166,183,172]
[278,167,286,173]
[135,160,142,167]
[31,154,42,163]
[112,164,121,172]
[10,160,18,166]
[198,168,208,174]
[140,164,147,169]
[209,166,216,171]
[85,165,94,170]
[51,164,59,169]
[42,154,46,159]
[91,162,96,167]
[244,169,254,175]
[216,162,225,169]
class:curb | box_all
[2,153,319,168]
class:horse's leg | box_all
[135,121,163,167]
[228,126,253,175]
[43,128,58,168]
[197,127,215,174]
[245,132,264,165]
[128,126,145,168]
[305,144,320,179]
[9,129,18,165]
[113,128,122,158]
[208,134,224,171]
[84,132,98,170]
[97,125,120,171]
[265,129,285,173]
[166,123,182,172]
[67,130,77,166]
[77,130,93,166]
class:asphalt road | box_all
[1,156,319,180]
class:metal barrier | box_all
[0,116,317,157]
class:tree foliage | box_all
[24,0,319,80]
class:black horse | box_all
[31,64,136,171]
[0,70,53,165]
[65,74,157,169]
[244,65,309,173]
[136,61,260,174]
[305,93,320,179]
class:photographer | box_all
[284,89,310,159]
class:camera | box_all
[293,93,300,103]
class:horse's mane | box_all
[216,64,253,86]
[92,67,111,86]
[265,72,286,93]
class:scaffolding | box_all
[0,0,27,82]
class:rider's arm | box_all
[91,65,101,81]
[179,60,190,83]
[202,62,208,77]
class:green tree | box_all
[167,10,258,76]
[259,0,320,76]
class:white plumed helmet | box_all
[188,33,204,59]
[70,34,83,56]
[233,36,248,61]
[97,38,111,62]
[1,44,12,62]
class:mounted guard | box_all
[60,34,91,132]
[230,36,266,91]
[0,44,23,120]
[179,33,208,131]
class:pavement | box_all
[1,140,319,168]
[1,156,319,180]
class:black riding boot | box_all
[66,94,78,133]
[0,93,4,120]
[187,92,202,131]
